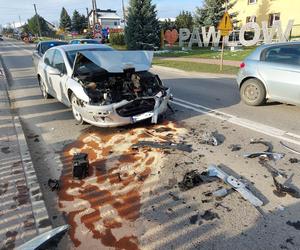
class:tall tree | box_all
[160,18,176,31]
[27,15,51,36]
[59,7,71,31]
[71,10,82,32]
[175,11,194,30]
[194,0,237,27]
[125,0,160,50]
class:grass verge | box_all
[155,47,255,61]
[153,59,239,75]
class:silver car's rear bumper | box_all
[74,89,171,127]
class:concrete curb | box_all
[0,56,52,235]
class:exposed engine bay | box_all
[74,56,167,105]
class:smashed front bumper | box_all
[75,88,172,127]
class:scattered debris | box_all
[169,192,180,201]
[286,221,300,230]
[280,141,300,155]
[272,177,300,198]
[132,141,193,153]
[208,165,263,207]
[289,158,299,164]
[189,214,199,224]
[15,225,69,250]
[228,144,242,152]
[178,170,203,191]
[48,179,60,191]
[243,140,284,161]
[201,210,220,221]
[286,237,294,245]
[72,153,89,180]
[212,188,228,198]
[199,132,219,146]
[214,202,232,212]
[258,159,287,178]
[1,146,10,154]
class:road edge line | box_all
[0,55,52,235]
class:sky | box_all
[0,0,203,26]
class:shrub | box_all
[110,32,125,46]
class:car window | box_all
[40,42,68,54]
[262,45,300,66]
[52,50,67,74]
[44,49,55,66]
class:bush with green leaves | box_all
[110,32,125,46]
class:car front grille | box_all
[116,99,156,117]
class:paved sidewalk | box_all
[0,65,51,249]
[158,57,241,67]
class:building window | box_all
[269,13,280,27]
[248,0,257,4]
[246,16,257,23]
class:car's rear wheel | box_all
[39,78,51,99]
[71,93,84,125]
[240,79,266,106]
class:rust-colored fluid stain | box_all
[59,121,183,249]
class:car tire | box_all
[39,78,51,99]
[71,93,85,125]
[240,79,266,106]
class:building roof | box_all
[88,9,121,20]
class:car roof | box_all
[39,40,67,44]
[57,44,113,52]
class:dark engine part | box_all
[72,153,89,179]
[116,98,156,117]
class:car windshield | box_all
[41,42,68,54]
[66,47,114,65]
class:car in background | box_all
[36,44,171,127]
[69,39,101,45]
[237,42,300,106]
[33,40,68,70]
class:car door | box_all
[258,45,300,104]
[41,49,56,96]
[50,49,69,103]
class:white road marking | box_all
[173,97,300,146]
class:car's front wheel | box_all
[71,93,84,125]
[240,79,266,106]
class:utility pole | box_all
[122,0,126,25]
[33,4,42,37]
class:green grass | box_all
[155,47,256,61]
[153,58,239,75]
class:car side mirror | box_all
[48,67,61,76]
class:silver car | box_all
[237,42,300,106]
[36,44,171,127]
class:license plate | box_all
[132,112,153,122]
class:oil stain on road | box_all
[59,121,185,250]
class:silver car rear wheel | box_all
[71,93,84,125]
[240,79,266,106]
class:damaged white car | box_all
[36,44,171,127]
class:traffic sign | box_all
[218,12,233,36]
[94,23,102,32]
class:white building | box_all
[88,9,122,29]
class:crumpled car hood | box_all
[73,50,154,74]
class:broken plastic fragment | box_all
[208,165,263,207]
[132,141,193,153]
[16,225,69,250]
[199,132,219,146]
[212,188,228,197]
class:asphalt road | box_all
[1,39,300,250]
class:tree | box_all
[27,15,52,36]
[71,10,82,32]
[60,7,71,31]
[160,18,176,31]
[194,0,237,27]
[175,11,194,30]
[125,0,160,50]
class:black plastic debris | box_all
[72,153,89,180]
[273,177,300,198]
[201,210,220,221]
[132,141,193,153]
[178,170,203,191]
[286,221,300,230]
[289,158,299,164]
[189,214,199,224]
[258,159,288,178]
[228,144,242,152]
[48,179,60,191]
